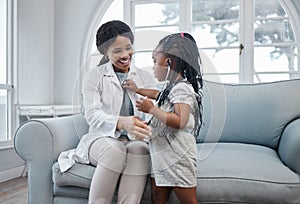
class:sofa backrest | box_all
[197,79,300,149]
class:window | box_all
[253,0,298,82]
[91,0,299,84]
[0,0,14,144]
[191,0,241,82]
[129,0,299,83]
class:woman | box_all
[58,20,153,204]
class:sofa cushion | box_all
[52,142,300,203]
[198,79,300,149]
[197,143,300,203]
[52,161,152,203]
[53,162,95,189]
[53,185,90,198]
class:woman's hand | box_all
[117,116,151,140]
[122,79,138,93]
[136,97,155,113]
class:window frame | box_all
[125,0,299,83]
[84,0,299,84]
[0,0,17,148]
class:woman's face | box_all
[152,51,169,81]
[106,35,133,73]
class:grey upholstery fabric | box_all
[196,143,300,203]
[52,162,95,189]
[14,79,300,204]
[198,79,300,148]
[53,185,90,198]
[52,143,300,203]
[279,119,300,175]
[53,196,88,204]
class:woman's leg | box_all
[117,140,150,204]
[173,186,197,204]
[151,178,171,204]
[88,137,127,204]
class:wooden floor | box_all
[0,176,28,204]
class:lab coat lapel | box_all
[102,63,123,116]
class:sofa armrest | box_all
[278,119,300,175]
[14,114,89,204]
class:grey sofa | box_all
[15,79,300,204]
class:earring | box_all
[104,55,109,60]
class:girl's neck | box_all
[169,73,183,84]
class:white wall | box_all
[54,0,100,105]
[17,0,55,104]
[17,0,101,105]
[291,0,300,13]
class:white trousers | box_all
[88,137,150,204]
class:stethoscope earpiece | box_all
[167,59,171,67]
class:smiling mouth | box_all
[118,58,130,65]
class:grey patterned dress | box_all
[149,81,199,187]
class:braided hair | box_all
[155,32,203,136]
[96,20,134,65]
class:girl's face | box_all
[106,35,134,73]
[152,51,169,82]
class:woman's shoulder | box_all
[129,66,156,88]
[87,63,110,74]
[84,63,112,78]
[82,64,111,87]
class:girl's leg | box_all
[118,140,150,204]
[151,178,171,204]
[173,186,197,204]
[88,138,127,204]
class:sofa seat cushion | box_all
[53,162,95,189]
[197,143,300,203]
[52,162,152,202]
[53,185,90,199]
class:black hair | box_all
[96,20,134,65]
[155,32,203,136]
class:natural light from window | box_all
[89,0,299,84]
[0,0,8,142]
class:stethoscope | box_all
[146,60,179,126]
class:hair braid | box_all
[155,32,203,136]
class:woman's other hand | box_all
[117,116,151,140]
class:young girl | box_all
[123,32,203,204]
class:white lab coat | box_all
[58,62,155,172]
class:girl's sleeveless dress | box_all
[149,81,199,187]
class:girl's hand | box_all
[122,79,138,93]
[117,116,151,140]
[136,97,155,113]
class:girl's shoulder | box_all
[168,81,195,104]
[171,81,194,94]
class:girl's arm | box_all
[137,88,159,100]
[123,79,159,100]
[136,98,190,129]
